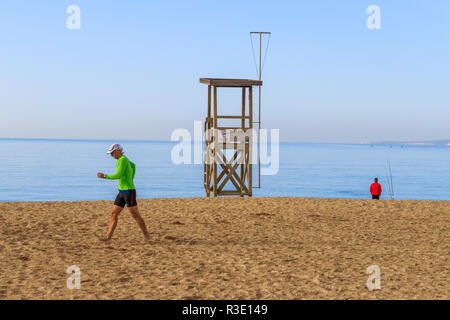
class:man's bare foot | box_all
[96,234,112,244]
[142,233,150,244]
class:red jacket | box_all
[370,182,382,195]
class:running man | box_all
[97,144,150,243]
[370,177,382,200]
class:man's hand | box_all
[97,172,105,179]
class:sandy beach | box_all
[0,197,448,300]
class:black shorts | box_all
[372,195,380,200]
[114,189,137,208]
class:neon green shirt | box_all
[105,155,136,190]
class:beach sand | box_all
[0,197,448,299]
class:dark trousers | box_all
[372,195,380,200]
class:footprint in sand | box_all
[252,213,272,217]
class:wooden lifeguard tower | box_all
[200,78,262,197]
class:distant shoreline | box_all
[371,139,450,146]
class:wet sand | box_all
[0,197,448,299]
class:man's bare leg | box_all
[99,205,123,242]
[128,205,150,243]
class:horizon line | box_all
[1,137,449,145]
[0,137,369,144]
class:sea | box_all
[1,138,449,202]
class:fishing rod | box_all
[387,154,395,200]
[386,166,393,200]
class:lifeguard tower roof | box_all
[200,78,262,87]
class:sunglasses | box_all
[110,150,115,157]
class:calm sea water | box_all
[1,138,449,202]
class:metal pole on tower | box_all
[258,32,262,188]
[250,32,270,189]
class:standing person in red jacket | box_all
[370,178,382,200]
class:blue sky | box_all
[0,0,449,142]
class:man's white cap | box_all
[106,143,122,154]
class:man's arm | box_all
[130,161,136,180]
[105,157,127,180]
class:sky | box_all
[0,0,449,143]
